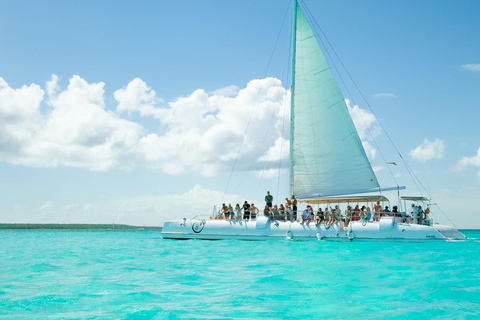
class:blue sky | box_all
[1,0,479,228]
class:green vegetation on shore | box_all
[0,224,162,230]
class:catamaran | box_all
[161,1,464,240]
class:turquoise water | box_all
[0,230,479,319]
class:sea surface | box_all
[0,230,479,319]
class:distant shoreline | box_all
[0,224,162,230]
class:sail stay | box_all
[290,2,380,198]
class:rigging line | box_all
[255,70,291,198]
[277,30,292,202]
[304,4,451,217]
[221,0,292,203]
[301,2,399,188]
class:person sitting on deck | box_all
[333,205,341,224]
[272,205,279,220]
[250,203,259,220]
[360,206,367,221]
[384,206,391,215]
[300,209,311,225]
[316,208,324,226]
[279,204,286,220]
[344,205,352,227]
[352,205,361,221]
[365,206,372,221]
[263,205,272,219]
[325,207,333,225]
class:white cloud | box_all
[0,75,289,176]
[454,146,480,175]
[346,99,381,140]
[136,77,290,176]
[372,93,396,99]
[460,64,480,73]
[409,138,445,162]
[258,137,289,162]
[211,85,240,97]
[0,75,382,178]
[39,201,55,211]
[114,78,161,117]
[362,141,377,161]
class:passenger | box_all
[333,205,341,224]
[360,206,366,221]
[291,195,298,220]
[315,208,324,226]
[373,201,382,222]
[307,205,314,222]
[392,205,398,215]
[263,205,272,219]
[279,204,286,221]
[220,203,229,220]
[353,205,361,221]
[227,204,233,220]
[384,206,391,215]
[300,209,310,225]
[344,205,352,227]
[265,191,273,208]
[272,205,279,220]
[366,206,372,221]
[234,203,241,220]
[242,201,251,220]
[250,203,259,220]
[285,198,291,220]
[417,206,424,225]
[325,207,333,225]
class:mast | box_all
[289,0,298,196]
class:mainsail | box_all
[290,2,380,198]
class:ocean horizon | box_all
[1,229,479,319]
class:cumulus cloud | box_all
[211,85,240,97]
[409,138,445,162]
[454,146,480,175]
[346,99,381,140]
[460,64,480,73]
[0,74,383,176]
[114,77,161,117]
[0,75,289,175]
[372,93,396,99]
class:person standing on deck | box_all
[265,191,273,208]
[373,201,382,222]
[285,198,291,220]
[291,195,298,220]
[242,201,251,220]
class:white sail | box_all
[291,2,379,198]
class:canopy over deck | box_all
[400,196,429,201]
[299,195,389,204]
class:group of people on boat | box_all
[214,193,430,226]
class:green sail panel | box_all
[291,3,379,198]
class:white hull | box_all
[161,216,465,241]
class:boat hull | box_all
[161,216,465,241]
